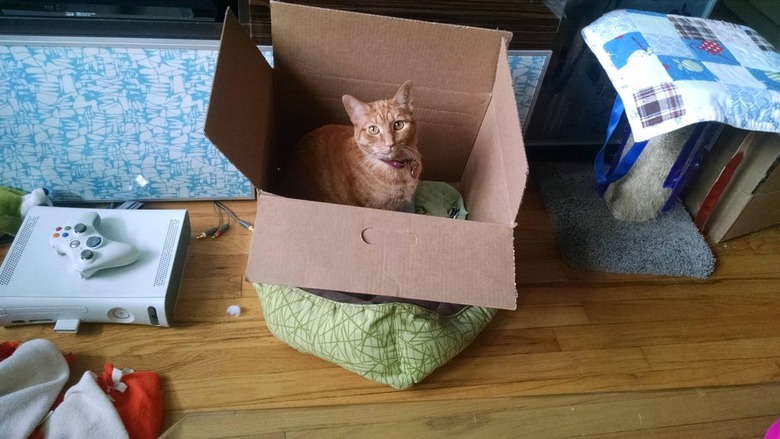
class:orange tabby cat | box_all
[280,81,422,211]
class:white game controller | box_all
[49,211,140,279]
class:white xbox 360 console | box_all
[0,206,190,330]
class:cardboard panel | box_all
[756,159,780,195]
[247,194,518,310]
[269,0,508,182]
[732,133,780,194]
[205,9,275,190]
[460,104,512,224]
[270,1,509,92]
[492,42,529,220]
[722,186,780,241]
[461,42,528,225]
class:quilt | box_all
[582,9,780,142]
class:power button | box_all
[111,308,131,320]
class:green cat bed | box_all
[255,283,496,389]
[254,182,495,389]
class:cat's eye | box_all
[393,121,405,131]
[367,125,380,135]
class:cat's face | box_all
[342,81,420,168]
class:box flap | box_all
[269,1,513,182]
[731,132,780,195]
[461,41,528,225]
[756,157,780,195]
[721,180,780,241]
[204,8,274,190]
[745,134,780,195]
[247,194,517,310]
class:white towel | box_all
[41,371,129,439]
[0,339,69,439]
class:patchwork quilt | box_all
[582,9,780,142]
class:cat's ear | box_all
[393,80,414,112]
[342,94,370,124]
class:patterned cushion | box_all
[255,283,496,389]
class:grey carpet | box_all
[534,161,715,279]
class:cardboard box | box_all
[204,2,527,309]
[684,127,780,243]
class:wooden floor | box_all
[2,180,780,436]
[161,383,780,438]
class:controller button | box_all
[80,249,94,261]
[55,226,62,231]
[74,223,87,234]
[62,232,69,238]
[86,236,102,248]
[52,233,60,238]
[64,226,71,231]
[69,240,80,248]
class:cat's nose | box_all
[382,134,394,149]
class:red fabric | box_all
[699,40,724,55]
[0,341,20,362]
[96,364,163,439]
[694,151,745,230]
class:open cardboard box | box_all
[684,128,780,243]
[205,1,527,310]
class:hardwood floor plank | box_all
[515,258,570,283]
[555,316,780,351]
[173,296,262,322]
[519,278,778,305]
[450,361,780,397]
[490,305,590,329]
[161,384,780,439]
[744,226,780,255]
[576,416,777,439]
[427,348,652,386]
[182,253,249,277]
[463,327,561,357]
[582,293,780,324]
[177,274,247,300]
[642,337,780,368]
[708,254,780,279]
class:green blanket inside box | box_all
[254,182,496,389]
